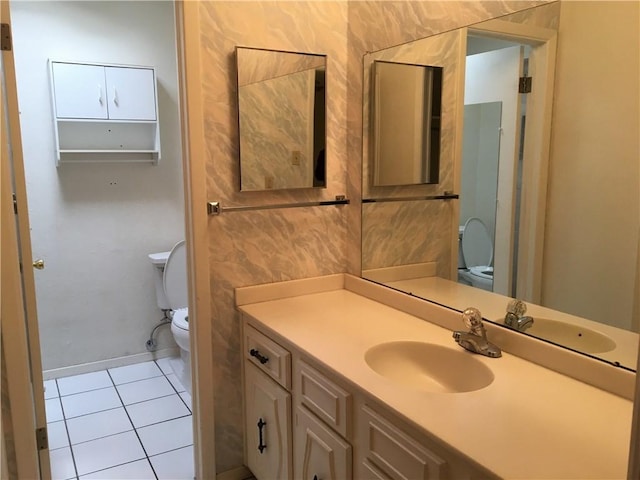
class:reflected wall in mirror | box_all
[361,1,639,371]
[371,61,443,186]
[236,47,326,191]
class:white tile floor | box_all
[45,358,194,480]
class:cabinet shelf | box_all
[59,149,159,153]
[56,118,158,124]
[50,60,160,166]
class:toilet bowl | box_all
[150,240,191,394]
[458,217,494,292]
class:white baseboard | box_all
[43,347,180,380]
[216,466,253,480]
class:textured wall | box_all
[196,2,349,470]
[193,0,551,472]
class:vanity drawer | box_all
[360,405,448,480]
[245,324,291,390]
[295,359,352,439]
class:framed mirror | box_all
[235,46,327,191]
[371,60,443,187]
[361,2,639,370]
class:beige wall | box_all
[195,2,349,470]
[191,0,549,472]
[542,1,639,329]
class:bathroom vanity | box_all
[237,274,632,480]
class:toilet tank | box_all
[149,251,171,310]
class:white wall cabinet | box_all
[242,317,491,480]
[49,60,160,165]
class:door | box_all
[1,3,50,478]
[51,62,108,119]
[244,362,292,480]
[294,405,351,480]
[104,66,156,120]
[463,45,524,296]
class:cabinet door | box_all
[104,66,156,121]
[360,406,448,480]
[51,63,108,119]
[244,362,292,480]
[294,405,352,480]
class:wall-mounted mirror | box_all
[361,2,639,371]
[371,61,442,186]
[236,47,326,191]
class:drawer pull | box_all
[250,348,269,365]
[257,417,267,453]
[313,476,319,480]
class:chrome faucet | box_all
[453,307,502,358]
[504,299,534,332]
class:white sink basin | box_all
[364,341,494,393]
[522,318,616,354]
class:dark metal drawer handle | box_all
[250,348,269,365]
[257,417,267,453]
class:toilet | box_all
[149,241,191,394]
[458,217,494,292]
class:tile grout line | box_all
[156,359,191,413]
[105,368,160,480]
[54,378,80,480]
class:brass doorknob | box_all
[32,259,45,270]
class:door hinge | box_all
[12,193,18,214]
[519,76,532,94]
[1,23,12,51]
[35,427,48,450]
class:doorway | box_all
[459,40,526,297]
[9,1,194,478]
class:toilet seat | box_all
[469,265,493,279]
[172,308,189,330]
[164,241,189,334]
[164,240,188,311]
[461,217,493,276]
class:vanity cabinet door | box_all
[359,405,448,480]
[294,405,352,480]
[244,362,292,480]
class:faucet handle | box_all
[506,299,527,317]
[462,307,483,330]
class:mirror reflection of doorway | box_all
[459,101,502,292]
[459,41,527,296]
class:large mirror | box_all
[361,2,639,370]
[236,47,327,191]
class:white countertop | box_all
[238,277,633,479]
